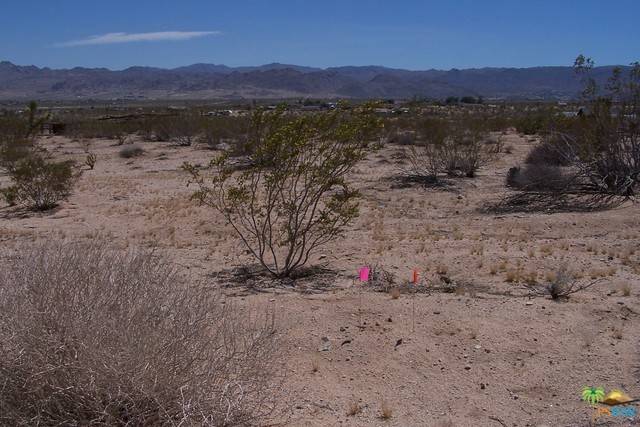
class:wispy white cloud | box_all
[56,31,220,47]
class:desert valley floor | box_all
[1,132,639,427]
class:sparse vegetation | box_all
[525,264,601,300]
[400,117,494,183]
[0,57,638,427]
[500,56,640,212]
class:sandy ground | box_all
[1,132,639,426]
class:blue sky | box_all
[1,0,638,70]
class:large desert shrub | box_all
[524,138,572,167]
[550,57,640,197]
[0,241,282,426]
[185,104,382,278]
[500,57,640,212]
[506,164,572,192]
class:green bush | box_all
[186,103,382,278]
[2,155,78,210]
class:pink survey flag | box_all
[359,266,370,282]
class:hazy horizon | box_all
[1,59,634,73]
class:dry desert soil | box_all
[1,132,639,427]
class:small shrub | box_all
[620,282,632,296]
[367,264,397,292]
[612,327,623,340]
[119,144,144,158]
[115,132,131,146]
[347,401,362,416]
[526,264,600,300]
[84,152,97,170]
[380,400,393,419]
[505,269,520,283]
[311,356,320,373]
[1,154,78,210]
[1,185,18,206]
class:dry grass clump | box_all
[539,244,554,256]
[347,400,363,416]
[470,244,484,256]
[620,282,632,296]
[311,356,321,373]
[526,264,600,300]
[505,269,523,283]
[612,326,624,340]
[380,400,393,419]
[0,241,282,426]
[523,270,538,285]
[589,268,608,279]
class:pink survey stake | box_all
[359,266,370,282]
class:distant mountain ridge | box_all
[0,60,626,101]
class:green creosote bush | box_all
[1,154,78,211]
[185,102,382,278]
[1,101,79,211]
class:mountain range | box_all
[0,60,624,101]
